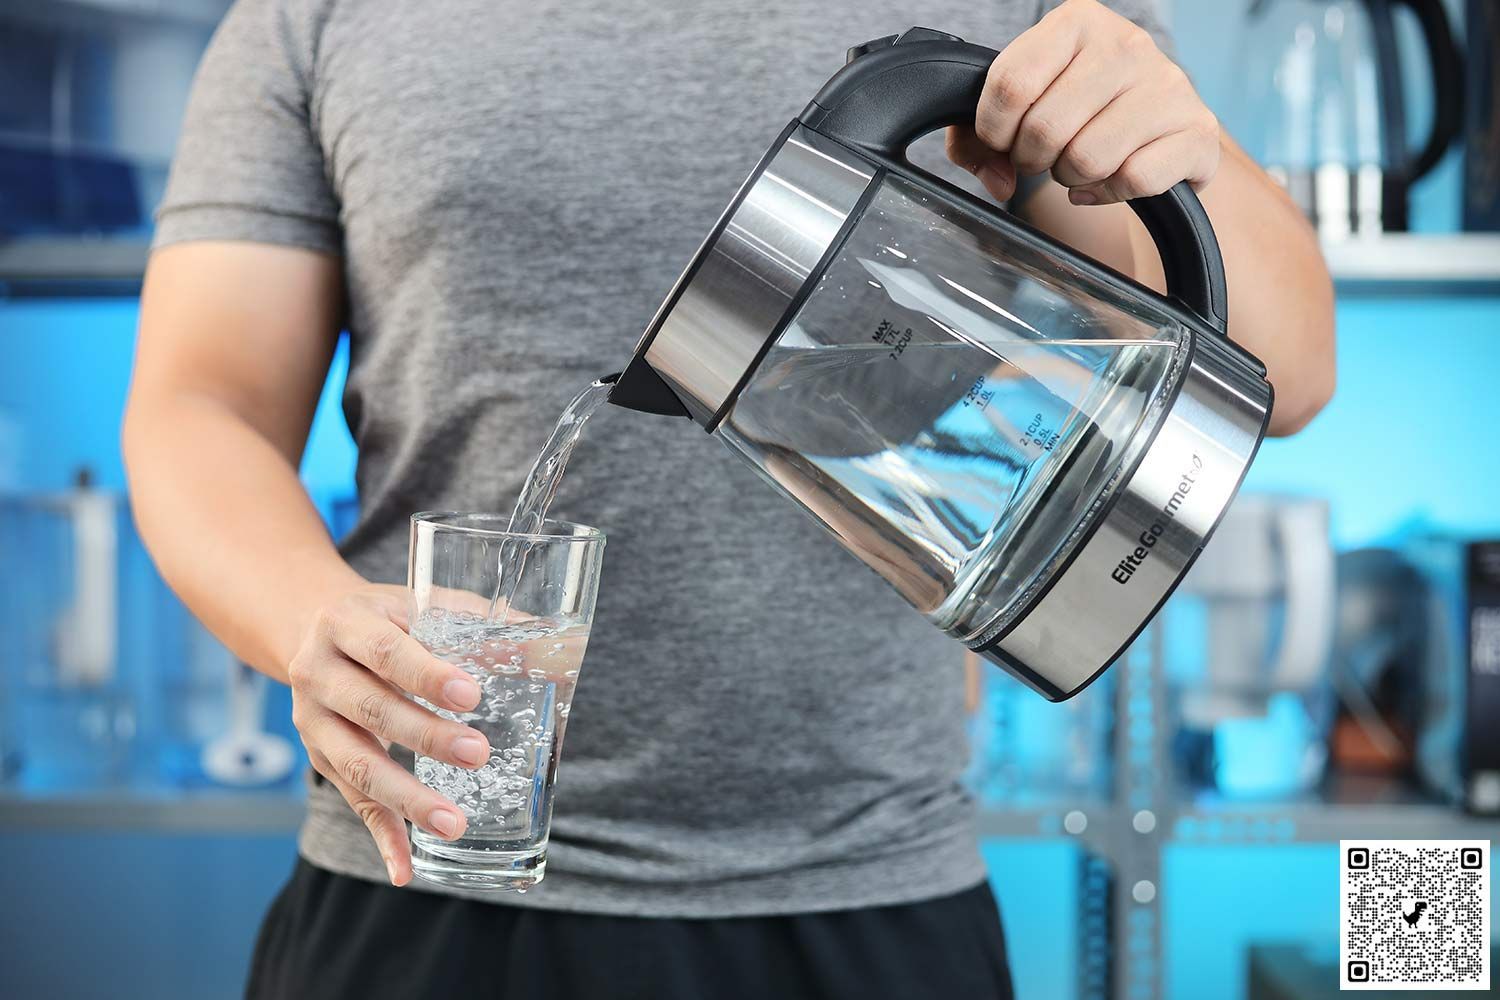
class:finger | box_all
[304,707,469,842]
[974,6,1086,154]
[311,746,412,886]
[1051,78,1207,190]
[1009,51,1130,178]
[323,604,480,712]
[311,654,491,767]
[945,126,1017,201]
[1071,130,1220,206]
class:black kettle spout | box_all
[602,357,692,419]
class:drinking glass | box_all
[405,512,605,891]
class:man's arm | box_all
[124,242,356,678]
[947,0,1335,435]
[1017,136,1335,435]
[123,243,487,883]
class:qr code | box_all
[1341,840,1490,989]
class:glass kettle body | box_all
[609,29,1273,700]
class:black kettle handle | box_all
[1384,0,1465,184]
[801,30,1230,337]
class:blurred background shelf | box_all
[978,775,1496,850]
[0,789,305,834]
[1175,774,1498,843]
[0,236,152,297]
[2,0,230,31]
[975,801,1112,840]
[1326,234,1500,294]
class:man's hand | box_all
[288,583,491,886]
[946,0,1219,207]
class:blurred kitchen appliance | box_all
[1409,537,1500,815]
[155,608,296,788]
[1327,548,1429,773]
[1240,0,1465,238]
[1465,0,1500,230]
[201,661,296,787]
[0,413,19,781]
[609,28,1272,701]
[0,472,137,789]
[1168,496,1337,798]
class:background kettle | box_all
[1169,496,1338,798]
[608,28,1273,700]
[1239,0,1466,238]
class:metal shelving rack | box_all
[0,787,305,834]
[977,626,1498,1000]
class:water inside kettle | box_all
[718,174,1185,641]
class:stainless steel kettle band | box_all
[972,333,1272,700]
[641,126,876,426]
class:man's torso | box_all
[185,0,1158,915]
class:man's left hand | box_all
[946,0,1220,207]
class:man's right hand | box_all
[287,583,492,886]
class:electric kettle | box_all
[608,28,1273,701]
[1239,0,1465,238]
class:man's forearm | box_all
[1128,137,1336,435]
[123,393,363,683]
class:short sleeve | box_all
[153,0,341,254]
[1037,0,1175,56]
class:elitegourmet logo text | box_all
[1111,454,1204,585]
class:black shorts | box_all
[247,859,1015,1000]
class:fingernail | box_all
[452,734,489,767]
[382,854,398,884]
[1071,190,1099,206]
[443,677,481,709]
[429,808,462,839]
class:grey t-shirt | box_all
[157,0,1169,917]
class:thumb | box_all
[1067,183,1121,207]
[975,156,1018,203]
[945,125,1018,202]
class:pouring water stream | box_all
[488,379,615,621]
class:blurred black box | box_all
[1410,537,1500,815]
[1465,0,1500,230]
[1464,542,1500,812]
